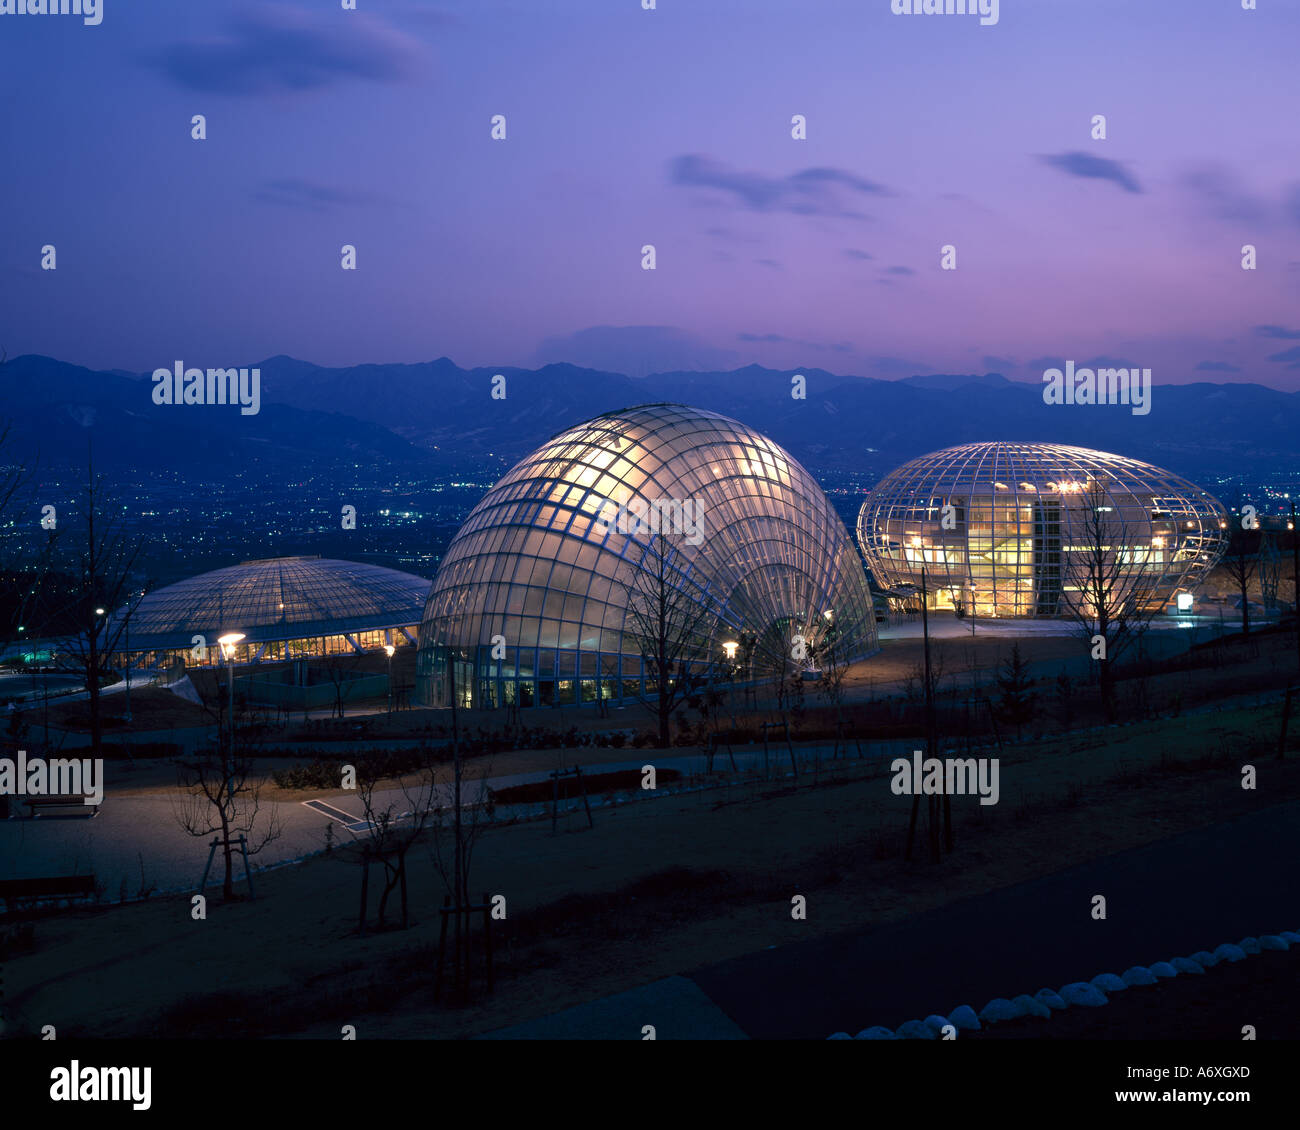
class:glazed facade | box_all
[109,556,431,667]
[417,404,878,709]
[857,442,1228,619]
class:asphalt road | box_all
[686,800,1300,1039]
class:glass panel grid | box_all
[857,442,1228,618]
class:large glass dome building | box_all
[417,404,878,710]
[111,556,432,667]
[856,442,1228,619]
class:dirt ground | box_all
[5,692,1298,1041]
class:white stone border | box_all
[828,930,1300,1039]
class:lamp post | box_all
[218,633,245,782]
[1290,497,1299,672]
[722,640,739,727]
[896,564,944,862]
[123,596,134,724]
[93,608,105,715]
[384,644,396,713]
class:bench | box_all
[0,874,97,913]
[23,794,100,818]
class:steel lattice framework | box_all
[109,556,431,666]
[856,442,1228,619]
[417,404,878,709]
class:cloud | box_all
[1081,355,1131,369]
[534,325,740,377]
[1177,165,1270,226]
[253,178,377,211]
[1265,345,1300,364]
[143,6,424,95]
[755,258,783,270]
[737,332,823,352]
[736,333,855,355]
[1285,184,1300,227]
[1255,324,1300,340]
[1025,354,1129,372]
[1038,151,1143,194]
[704,226,761,244]
[884,265,914,276]
[843,248,874,260]
[670,154,892,218]
[863,355,931,378]
[1026,356,1066,374]
[1195,361,1242,373]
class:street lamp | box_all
[123,595,138,723]
[894,565,944,859]
[217,632,245,773]
[384,643,396,712]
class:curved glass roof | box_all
[857,442,1228,618]
[114,556,432,650]
[418,403,878,689]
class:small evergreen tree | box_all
[1054,669,1074,731]
[996,643,1036,740]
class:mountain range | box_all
[3,354,1296,483]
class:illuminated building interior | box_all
[108,556,431,668]
[856,442,1228,619]
[417,404,878,709]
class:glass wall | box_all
[417,404,879,709]
[858,442,1228,618]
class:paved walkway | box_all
[0,741,909,893]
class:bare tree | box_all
[1257,529,1280,615]
[622,532,720,748]
[428,649,495,1000]
[1059,479,1163,721]
[174,738,283,900]
[55,451,148,758]
[813,616,857,758]
[318,647,365,718]
[353,749,438,929]
[1221,523,1261,637]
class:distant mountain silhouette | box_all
[256,355,1296,478]
[0,355,451,473]
[3,353,1294,481]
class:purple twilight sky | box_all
[3,0,1300,388]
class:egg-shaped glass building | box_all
[856,442,1227,619]
[417,404,878,709]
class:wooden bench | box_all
[0,874,97,913]
[23,794,100,818]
